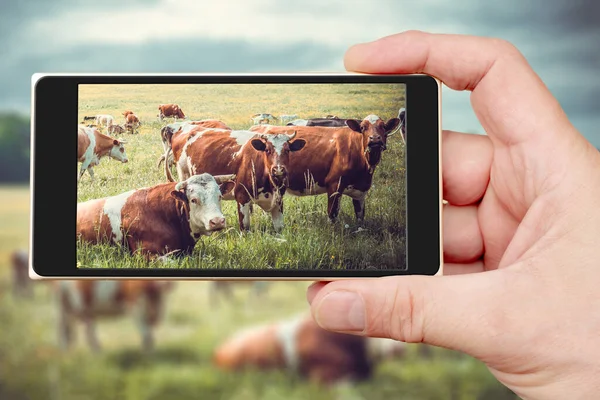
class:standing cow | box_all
[158,104,186,121]
[95,114,115,129]
[56,280,174,352]
[163,127,306,232]
[76,173,235,259]
[157,119,232,169]
[124,113,141,134]
[77,125,129,182]
[251,114,400,223]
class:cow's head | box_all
[109,138,128,163]
[250,132,306,187]
[345,115,400,165]
[176,107,186,119]
[170,173,236,238]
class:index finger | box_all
[344,30,574,148]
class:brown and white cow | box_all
[251,114,400,223]
[157,119,232,169]
[107,123,126,135]
[163,127,306,232]
[77,125,129,182]
[158,103,186,121]
[212,313,407,385]
[55,280,174,352]
[11,249,32,298]
[124,113,141,134]
[76,173,236,259]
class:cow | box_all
[278,114,298,124]
[107,123,126,135]
[212,312,407,385]
[250,114,401,223]
[286,117,347,127]
[95,114,115,129]
[124,113,141,134]
[158,103,186,121]
[76,173,236,259]
[82,115,96,122]
[163,127,306,232]
[250,113,276,125]
[55,280,174,352]
[398,107,406,144]
[122,110,135,118]
[10,249,32,298]
[157,119,232,169]
[77,125,129,182]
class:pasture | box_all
[77,83,407,270]
[1,186,518,400]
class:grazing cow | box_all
[124,113,141,134]
[212,313,407,385]
[164,127,306,232]
[107,123,126,135]
[208,281,269,307]
[278,114,298,124]
[250,113,276,125]
[286,117,347,127]
[158,103,186,121]
[251,114,401,223]
[11,249,32,298]
[95,114,115,128]
[76,173,236,259]
[157,119,232,169]
[398,107,406,143]
[56,280,174,352]
[77,125,129,182]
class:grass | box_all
[0,187,517,400]
[76,83,408,270]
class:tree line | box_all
[0,113,30,183]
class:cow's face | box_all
[346,115,401,152]
[176,108,186,119]
[250,132,306,186]
[109,139,128,163]
[170,173,235,238]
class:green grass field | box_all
[0,186,517,400]
[77,83,408,270]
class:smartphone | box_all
[30,73,442,280]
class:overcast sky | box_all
[1,0,598,146]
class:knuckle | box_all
[378,281,426,343]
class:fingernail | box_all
[314,291,366,332]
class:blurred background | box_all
[0,1,598,399]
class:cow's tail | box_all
[164,145,175,182]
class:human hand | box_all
[307,31,600,400]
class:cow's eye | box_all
[191,198,198,204]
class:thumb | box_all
[307,270,517,360]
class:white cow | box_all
[77,125,128,182]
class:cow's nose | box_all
[123,159,128,163]
[369,135,382,142]
[271,166,286,176]
[209,217,226,230]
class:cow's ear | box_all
[170,190,188,204]
[345,119,362,133]
[219,181,236,196]
[251,139,267,151]
[385,118,401,135]
[289,139,306,152]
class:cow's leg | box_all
[78,164,88,182]
[237,200,252,231]
[352,194,366,223]
[57,307,74,351]
[84,315,101,352]
[132,298,154,352]
[270,200,284,233]
[326,186,343,223]
[87,167,95,182]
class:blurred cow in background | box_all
[56,280,175,353]
[212,312,407,385]
[10,249,32,298]
[208,281,270,308]
[250,113,276,125]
